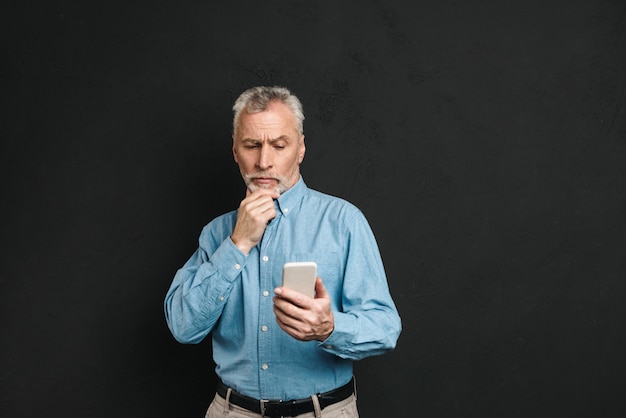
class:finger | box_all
[256,202,277,223]
[247,187,280,200]
[313,277,329,300]
[275,310,319,342]
[273,296,303,320]
[274,287,311,309]
[242,194,276,217]
[244,192,277,212]
[275,317,305,340]
[274,306,308,334]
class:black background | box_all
[2,1,626,417]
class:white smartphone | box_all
[281,261,317,298]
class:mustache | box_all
[244,172,279,180]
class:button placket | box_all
[257,217,278,386]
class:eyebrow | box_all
[240,136,291,144]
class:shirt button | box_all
[262,256,269,262]
[262,364,269,370]
[261,325,268,332]
[234,263,241,270]
[324,344,333,349]
[262,290,269,297]
[219,296,225,301]
[284,208,289,213]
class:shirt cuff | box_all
[317,311,354,354]
[196,236,248,285]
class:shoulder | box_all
[303,187,366,221]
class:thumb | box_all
[314,277,329,299]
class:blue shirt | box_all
[164,178,401,400]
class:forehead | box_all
[236,101,298,138]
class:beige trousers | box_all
[204,391,359,418]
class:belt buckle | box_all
[260,399,283,418]
[259,399,268,417]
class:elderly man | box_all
[165,86,401,418]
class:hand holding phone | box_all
[281,262,317,298]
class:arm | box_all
[322,213,402,359]
[274,209,402,360]
[164,188,279,343]
[164,234,246,344]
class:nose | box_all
[257,145,272,170]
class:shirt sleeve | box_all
[318,210,402,360]
[164,223,248,344]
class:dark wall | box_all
[2,1,625,417]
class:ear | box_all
[298,135,306,163]
[232,134,239,163]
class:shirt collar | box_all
[275,176,307,217]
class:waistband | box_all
[216,378,355,417]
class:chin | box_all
[246,181,284,193]
[243,173,292,194]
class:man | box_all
[164,86,401,418]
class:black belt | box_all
[216,378,354,417]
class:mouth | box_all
[250,177,278,187]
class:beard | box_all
[242,172,289,195]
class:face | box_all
[233,101,305,194]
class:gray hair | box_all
[232,86,304,136]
